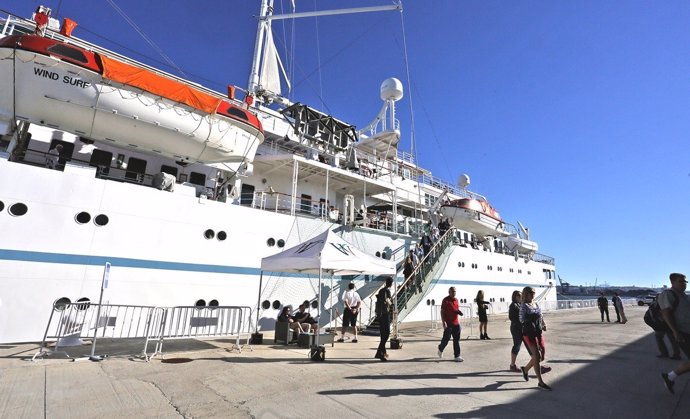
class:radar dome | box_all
[458,174,470,189]
[380,78,403,101]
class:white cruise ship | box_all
[0,2,556,344]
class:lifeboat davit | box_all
[0,31,263,163]
[439,198,507,238]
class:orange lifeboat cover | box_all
[100,55,222,114]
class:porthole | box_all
[8,203,28,216]
[431,299,436,305]
[204,229,215,239]
[311,300,318,309]
[261,300,271,310]
[75,212,91,224]
[75,297,91,310]
[272,300,281,309]
[195,299,206,307]
[277,239,285,248]
[217,231,227,241]
[0,200,4,212]
[267,238,275,247]
[94,214,109,226]
[209,299,219,307]
[53,297,71,311]
[426,299,431,306]
[376,251,381,258]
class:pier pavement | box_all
[0,305,687,418]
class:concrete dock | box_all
[0,305,687,418]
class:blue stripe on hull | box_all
[0,249,548,288]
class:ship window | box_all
[376,251,381,258]
[261,300,271,310]
[204,229,215,239]
[240,184,255,205]
[311,300,318,309]
[75,212,91,224]
[94,214,109,226]
[53,297,71,311]
[528,271,531,275]
[510,268,514,273]
[125,157,147,182]
[189,172,206,186]
[8,203,28,216]
[272,300,281,309]
[209,299,219,308]
[89,149,112,175]
[267,238,275,247]
[195,299,206,307]
[0,201,4,212]
[300,194,312,214]
[518,269,522,274]
[277,239,285,248]
[224,106,249,121]
[47,44,88,64]
[76,297,91,310]
[217,231,227,241]
[160,165,178,177]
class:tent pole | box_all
[255,272,263,334]
[316,267,322,348]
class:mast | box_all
[247,0,272,96]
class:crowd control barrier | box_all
[33,302,253,362]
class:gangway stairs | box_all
[365,228,456,334]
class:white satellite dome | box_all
[380,78,403,101]
[458,174,470,189]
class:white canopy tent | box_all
[259,229,396,348]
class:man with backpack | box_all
[660,273,690,394]
[644,294,680,359]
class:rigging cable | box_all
[104,0,188,78]
[397,1,424,225]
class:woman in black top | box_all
[508,290,523,371]
[476,290,491,339]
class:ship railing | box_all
[532,253,555,265]
[32,303,253,362]
[540,298,638,312]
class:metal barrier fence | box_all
[146,305,253,360]
[33,303,253,362]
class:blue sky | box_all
[4,0,689,288]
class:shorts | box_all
[523,334,545,353]
[343,307,358,327]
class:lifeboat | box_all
[439,198,507,238]
[0,23,263,163]
[499,234,538,256]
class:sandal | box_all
[521,366,529,382]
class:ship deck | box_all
[0,305,686,418]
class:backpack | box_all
[644,291,678,331]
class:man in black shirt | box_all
[597,293,610,322]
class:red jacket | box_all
[441,296,460,325]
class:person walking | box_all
[508,290,523,372]
[612,293,627,324]
[660,273,690,394]
[597,292,610,322]
[338,282,362,343]
[519,286,552,391]
[476,290,491,339]
[437,286,464,362]
[374,277,394,361]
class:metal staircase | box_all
[365,227,456,333]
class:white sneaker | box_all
[437,349,443,359]
[454,356,464,362]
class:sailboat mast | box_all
[248,0,273,96]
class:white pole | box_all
[316,267,322,348]
[89,262,110,360]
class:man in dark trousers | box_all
[437,286,464,361]
[375,277,393,361]
[611,293,622,323]
[597,292,610,322]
